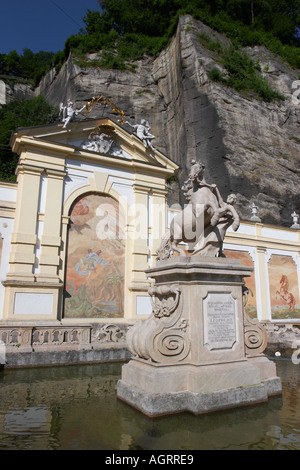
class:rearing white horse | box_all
[156,161,240,260]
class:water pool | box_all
[0,358,299,450]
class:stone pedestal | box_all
[117,256,282,417]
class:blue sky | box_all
[0,0,101,54]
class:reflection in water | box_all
[0,359,299,450]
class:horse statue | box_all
[156,160,240,260]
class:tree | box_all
[2,50,21,76]
[1,0,299,88]
[218,0,300,44]
[95,0,300,44]
[97,0,185,36]
[82,8,114,35]
[268,0,300,45]
[0,48,55,86]
[0,96,58,181]
[21,48,55,84]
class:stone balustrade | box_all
[0,323,129,353]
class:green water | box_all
[0,359,299,450]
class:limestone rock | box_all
[0,80,34,105]
[36,15,300,226]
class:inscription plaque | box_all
[203,293,236,350]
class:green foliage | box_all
[85,1,299,69]
[98,0,184,37]
[2,0,299,84]
[0,49,56,87]
[205,38,285,102]
[0,74,34,90]
[208,67,226,83]
[82,9,114,35]
[187,0,300,45]
[68,27,168,72]
[197,33,224,55]
[0,96,58,181]
[189,7,300,68]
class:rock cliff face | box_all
[37,15,299,226]
[0,80,35,105]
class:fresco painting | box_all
[64,194,125,318]
[268,254,300,320]
[223,249,257,319]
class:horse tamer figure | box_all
[156,160,240,260]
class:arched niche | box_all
[63,192,126,319]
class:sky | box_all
[0,0,101,55]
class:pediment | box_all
[11,117,178,172]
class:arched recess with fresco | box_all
[63,192,125,319]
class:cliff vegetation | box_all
[1,0,299,82]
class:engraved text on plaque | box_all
[203,293,236,350]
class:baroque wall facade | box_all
[0,118,178,360]
[0,118,299,363]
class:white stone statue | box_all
[126,119,155,150]
[59,99,86,128]
[156,160,240,260]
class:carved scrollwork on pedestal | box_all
[153,318,189,362]
[243,284,268,355]
[244,313,268,356]
[127,284,191,364]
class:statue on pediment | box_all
[126,119,155,150]
[59,100,86,128]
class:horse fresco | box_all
[268,254,300,320]
[276,274,296,312]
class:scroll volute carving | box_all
[126,284,190,364]
[244,314,268,355]
[243,286,268,356]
